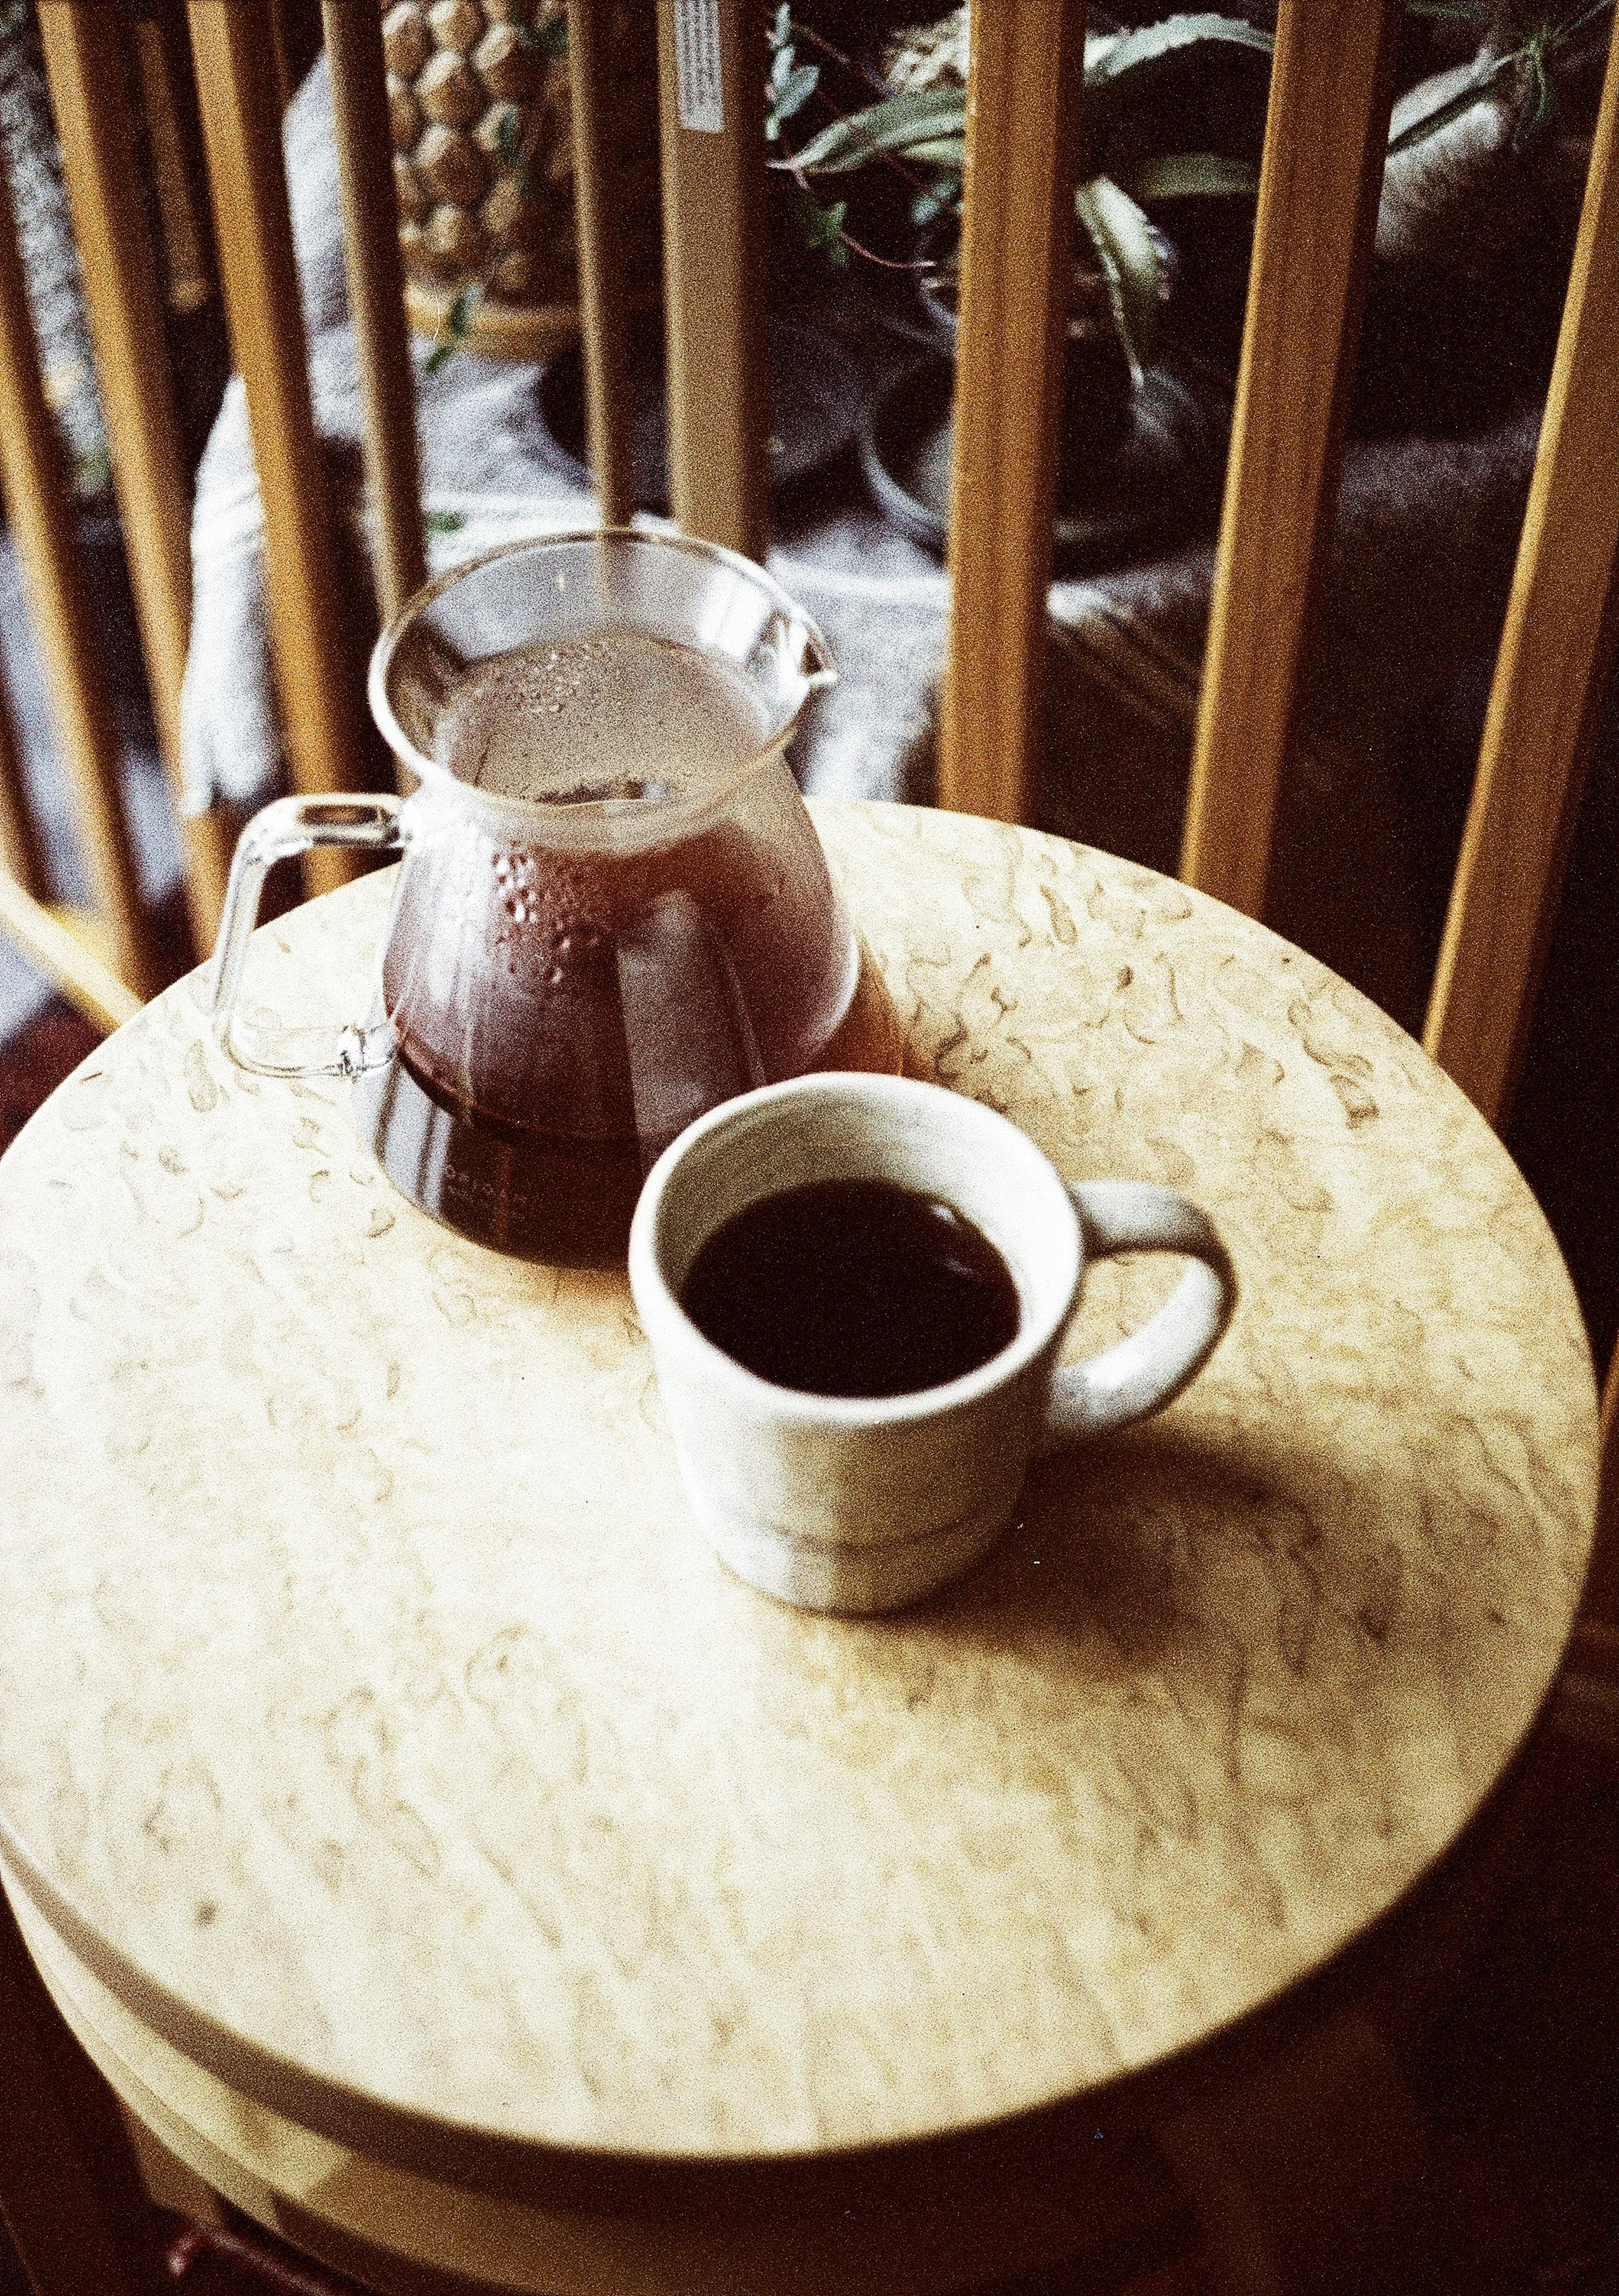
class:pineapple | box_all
[382,0,659,359]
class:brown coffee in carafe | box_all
[353,628,901,1265]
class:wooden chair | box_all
[3,3,1619,2292]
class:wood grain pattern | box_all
[568,0,634,528]
[1179,0,1403,916]
[1423,21,1619,1127]
[654,0,769,561]
[0,805,1593,2233]
[38,0,233,953]
[0,143,161,999]
[937,0,1087,823]
[187,0,368,894]
[323,0,425,632]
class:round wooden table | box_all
[0,802,1598,2296]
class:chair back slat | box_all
[38,1,232,951]
[322,0,425,629]
[654,0,769,561]
[0,150,162,1002]
[568,0,635,529]
[186,0,369,894]
[1422,18,1619,1129]
[938,0,1087,824]
[1179,0,1402,917]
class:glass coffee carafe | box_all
[209,531,902,1265]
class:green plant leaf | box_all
[785,87,966,173]
[1552,0,1619,49]
[424,285,480,374]
[1087,11,1272,100]
[890,134,965,173]
[910,168,965,227]
[1076,175,1166,386]
[516,13,569,55]
[494,106,522,166]
[424,508,465,534]
[792,188,848,265]
[1513,44,1559,148]
[767,60,819,137]
[1384,56,1515,154]
[1120,150,1258,200]
[1081,14,1273,172]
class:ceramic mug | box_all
[628,1073,1237,1614]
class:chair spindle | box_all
[1179,0,1403,916]
[0,862,142,1035]
[186,0,369,895]
[1423,16,1619,1129]
[0,673,46,902]
[568,0,635,529]
[39,0,232,954]
[937,0,1088,825]
[128,3,217,320]
[654,0,769,562]
[323,0,426,631]
[0,140,163,1004]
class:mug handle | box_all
[1038,1180,1237,1453]
[210,794,406,1078]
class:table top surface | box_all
[0,800,1597,2185]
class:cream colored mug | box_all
[628,1074,1237,1613]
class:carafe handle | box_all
[210,795,405,1078]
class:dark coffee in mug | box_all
[678,1179,1022,1397]
[353,631,899,1266]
